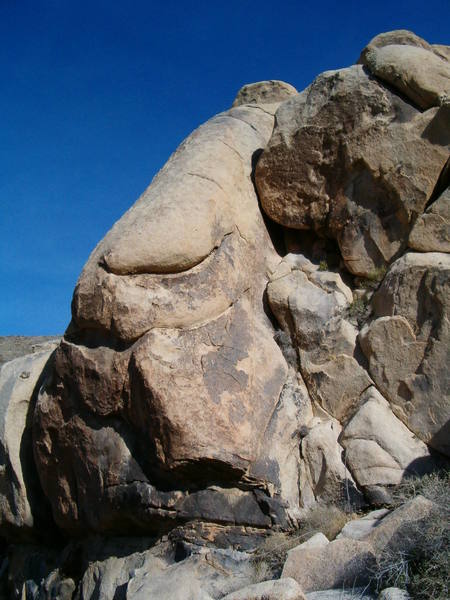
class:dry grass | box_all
[250,503,351,582]
[371,471,450,599]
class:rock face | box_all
[0,336,60,368]
[33,92,297,535]
[282,537,376,592]
[359,30,450,110]
[360,252,450,456]
[221,578,307,599]
[362,46,450,110]
[1,29,450,600]
[340,386,433,487]
[255,65,450,277]
[0,348,56,539]
[409,187,450,252]
[232,80,298,107]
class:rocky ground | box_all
[0,28,449,600]
[0,336,61,368]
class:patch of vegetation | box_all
[347,296,371,326]
[358,265,388,291]
[371,471,450,599]
[318,259,329,271]
[250,503,351,582]
[365,265,387,283]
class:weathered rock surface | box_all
[249,372,313,521]
[282,536,376,592]
[267,258,352,350]
[340,386,433,487]
[360,252,450,455]
[33,96,296,535]
[306,590,375,600]
[2,28,450,600]
[75,539,168,600]
[358,30,434,61]
[299,418,359,506]
[282,496,438,595]
[365,495,437,558]
[7,544,76,600]
[232,80,298,107]
[337,508,390,541]
[0,349,56,539]
[126,549,253,600]
[255,65,450,276]
[221,578,307,600]
[266,255,369,422]
[361,44,450,110]
[378,588,410,600]
[409,187,450,252]
[0,336,60,368]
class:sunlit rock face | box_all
[2,27,450,600]
[25,30,450,543]
[32,85,306,535]
[255,65,449,277]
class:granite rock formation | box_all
[0,29,449,600]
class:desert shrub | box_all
[371,471,449,599]
[346,296,370,326]
[390,470,450,509]
[355,265,388,292]
[250,503,351,582]
[301,503,350,540]
[319,259,329,271]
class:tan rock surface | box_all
[361,252,450,455]
[358,30,433,62]
[301,352,372,422]
[255,65,450,276]
[232,80,298,107]
[267,268,350,350]
[300,419,358,505]
[0,348,56,538]
[340,387,432,487]
[282,537,375,592]
[409,187,450,252]
[33,99,294,534]
[365,495,436,554]
[222,578,307,600]
[362,45,450,110]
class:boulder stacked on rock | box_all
[0,30,449,599]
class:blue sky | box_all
[1,1,448,334]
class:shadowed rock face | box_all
[32,89,299,535]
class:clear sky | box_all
[1,0,448,335]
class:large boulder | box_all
[0,349,56,539]
[125,549,253,600]
[282,536,376,592]
[299,418,360,506]
[221,578,307,599]
[357,30,434,60]
[360,252,450,456]
[360,39,450,110]
[266,254,368,422]
[255,64,450,276]
[232,80,298,107]
[33,90,299,535]
[340,386,434,487]
[409,187,450,252]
